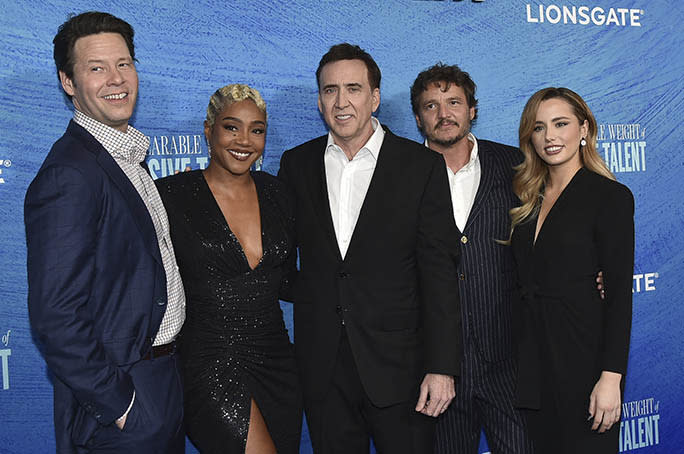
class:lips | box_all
[228,149,252,161]
[544,145,564,155]
[335,114,353,121]
[103,92,128,101]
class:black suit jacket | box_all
[279,127,461,407]
[457,139,523,362]
[25,121,169,452]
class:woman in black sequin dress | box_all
[156,84,301,453]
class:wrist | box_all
[600,370,622,384]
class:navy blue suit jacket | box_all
[457,139,522,362]
[25,121,169,452]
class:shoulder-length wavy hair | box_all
[508,87,614,240]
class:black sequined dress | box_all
[156,170,302,453]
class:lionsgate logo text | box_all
[526,4,643,27]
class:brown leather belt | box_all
[142,340,177,360]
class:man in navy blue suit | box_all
[411,63,534,454]
[25,12,185,453]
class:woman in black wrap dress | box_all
[509,87,633,453]
[156,84,301,453]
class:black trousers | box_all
[434,337,533,454]
[305,328,436,454]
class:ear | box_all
[204,121,212,143]
[414,114,422,130]
[59,70,76,98]
[469,106,476,121]
[371,87,380,113]
[317,94,323,114]
[580,119,589,140]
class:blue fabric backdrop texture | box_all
[1,1,682,453]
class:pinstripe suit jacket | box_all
[457,139,522,362]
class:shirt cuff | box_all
[116,391,136,423]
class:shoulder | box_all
[253,171,296,220]
[28,127,105,196]
[477,138,523,166]
[254,170,294,199]
[43,124,98,168]
[581,168,634,207]
[382,127,442,166]
[282,135,327,161]
[155,169,203,198]
[253,170,284,190]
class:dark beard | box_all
[428,131,468,148]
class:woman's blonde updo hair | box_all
[508,87,614,240]
[205,83,267,127]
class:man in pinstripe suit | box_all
[411,63,534,453]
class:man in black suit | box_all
[410,63,533,453]
[279,44,462,453]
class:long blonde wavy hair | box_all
[508,87,614,240]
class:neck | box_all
[203,164,253,195]
[428,134,473,173]
[333,124,375,161]
[546,161,582,192]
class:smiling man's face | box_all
[60,32,138,132]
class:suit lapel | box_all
[308,137,343,262]
[464,141,493,232]
[343,129,397,261]
[70,122,164,267]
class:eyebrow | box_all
[222,116,266,126]
[424,96,462,105]
[322,82,363,90]
[85,57,132,64]
[535,116,571,123]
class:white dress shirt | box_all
[426,133,481,232]
[325,117,385,258]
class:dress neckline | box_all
[199,170,265,272]
[533,167,585,248]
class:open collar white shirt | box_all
[426,133,481,232]
[325,117,385,259]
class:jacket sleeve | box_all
[596,182,634,374]
[25,164,134,425]
[416,154,462,376]
[277,149,300,303]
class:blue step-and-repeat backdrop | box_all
[1,1,682,453]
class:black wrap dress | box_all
[156,170,301,453]
[511,167,634,453]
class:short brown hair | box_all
[410,63,478,124]
[53,11,135,97]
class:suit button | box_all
[459,273,466,281]
[339,272,350,278]
[335,305,346,325]
[461,235,468,244]
[155,297,166,306]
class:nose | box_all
[235,128,250,145]
[107,67,124,85]
[335,90,349,109]
[437,102,449,119]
